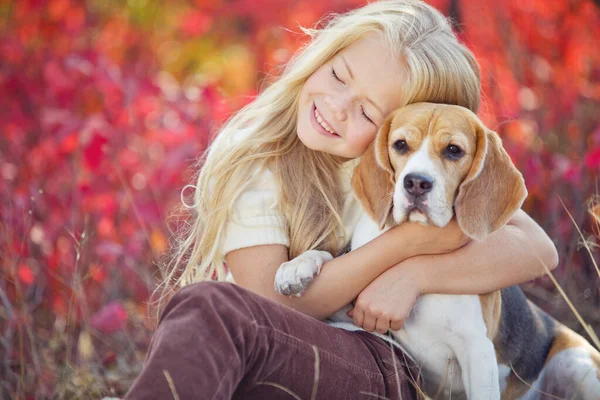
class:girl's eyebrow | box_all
[341,55,384,119]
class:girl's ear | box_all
[454,124,527,240]
[351,116,395,229]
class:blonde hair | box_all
[157,0,481,303]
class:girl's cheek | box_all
[362,128,378,148]
[353,128,377,155]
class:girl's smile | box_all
[312,102,340,138]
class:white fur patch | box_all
[351,213,389,250]
[391,295,500,399]
[408,210,428,224]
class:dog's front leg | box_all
[447,335,500,400]
[274,250,333,296]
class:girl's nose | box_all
[325,94,351,122]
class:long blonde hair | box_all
[157,0,481,301]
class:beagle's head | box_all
[352,102,527,241]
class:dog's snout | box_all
[404,173,434,197]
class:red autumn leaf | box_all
[91,302,128,334]
[89,264,107,283]
[585,148,600,170]
[179,10,213,37]
[48,0,71,22]
[43,61,73,94]
[83,133,108,169]
[563,164,583,186]
[59,132,79,154]
[17,264,34,285]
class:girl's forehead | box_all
[337,35,406,116]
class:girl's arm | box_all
[348,209,558,332]
[406,209,558,295]
[227,218,467,320]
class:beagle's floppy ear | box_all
[352,116,395,229]
[455,124,527,240]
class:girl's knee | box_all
[166,281,256,316]
[178,280,236,298]
[169,281,234,307]
[157,281,245,327]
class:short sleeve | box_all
[220,166,289,254]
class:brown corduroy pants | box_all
[125,281,418,400]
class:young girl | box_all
[126,1,558,399]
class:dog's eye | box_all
[444,144,464,160]
[393,140,408,154]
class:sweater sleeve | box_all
[221,166,290,254]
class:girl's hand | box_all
[347,266,422,333]
[393,218,470,257]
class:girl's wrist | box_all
[401,256,433,295]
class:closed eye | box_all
[332,67,344,84]
[332,67,374,125]
[361,106,374,124]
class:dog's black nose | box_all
[404,173,434,197]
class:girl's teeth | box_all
[314,108,335,134]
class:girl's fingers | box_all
[375,317,390,334]
[390,319,404,331]
[362,314,377,332]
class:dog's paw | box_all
[274,250,333,296]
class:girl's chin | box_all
[297,134,321,152]
[296,125,319,148]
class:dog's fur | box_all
[275,103,600,399]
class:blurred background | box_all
[1,0,599,398]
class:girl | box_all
[126,1,558,399]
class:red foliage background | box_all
[1,0,599,397]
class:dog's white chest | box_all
[351,214,388,249]
[392,294,497,397]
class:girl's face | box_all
[297,34,406,159]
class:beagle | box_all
[274,103,600,399]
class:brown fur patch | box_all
[352,116,395,229]
[453,125,528,241]
[479,292,502,341]
[501,376,531,400]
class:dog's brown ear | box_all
[352,116,395,229]
[455,124,527,240]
